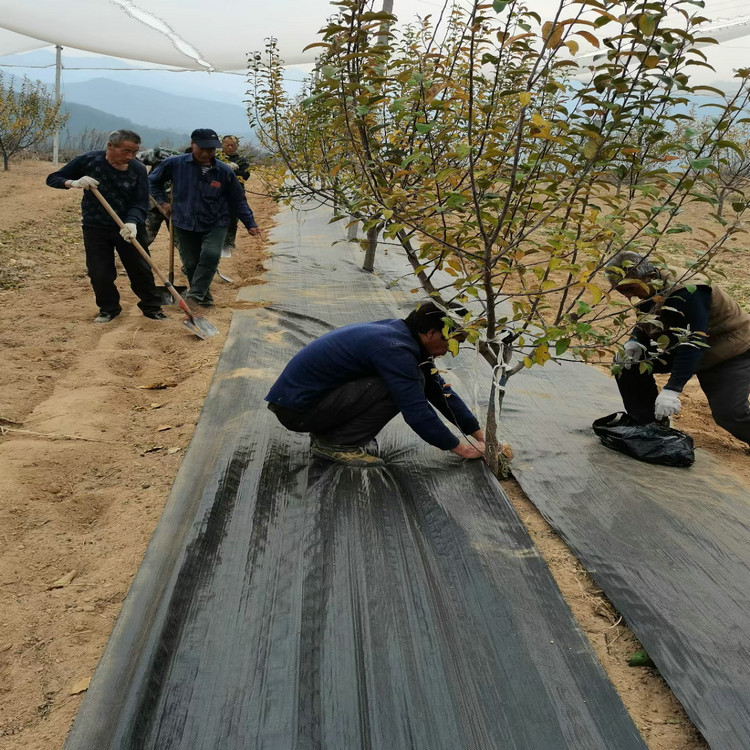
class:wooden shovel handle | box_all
[91,187,192,318]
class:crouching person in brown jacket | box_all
[606,250,750,446]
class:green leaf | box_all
[415,122,434,134]
[689,157,712,171]
[555,339,570,356]
[627,650,655,668]
[493,0,508,11]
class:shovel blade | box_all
[182,314,220,340]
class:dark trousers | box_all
[144,206,180,250]
[268,377,400,446]
[224,215,238,250]
[173,226,226,304]
[82,225,162,316]
[144,206,167,245]
[617,349,750,445]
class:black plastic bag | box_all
[592,412,695,467]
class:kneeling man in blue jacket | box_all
[266,302,486,467]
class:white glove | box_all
[654,389,681,420]
[622,340,644,369]
[119,222,137,241]
[227,161,239,171]
[69,176,99,190]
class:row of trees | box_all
[0,72,67,171]
[248,0,750,473]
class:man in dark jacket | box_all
[46,129,166,323]
[136,146,179,245]
[149,128,261,311]
[216,134,250,257]
[266,302,486,467]
[606,250,750,445]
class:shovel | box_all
[149,195,187,305]
[91,188,219,340]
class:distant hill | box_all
[60,101,190,150]
[63,78,255,143]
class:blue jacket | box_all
[46,150,148,227]
[266,319,480,450]
[148,153,257,232]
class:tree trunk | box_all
[363,225,378,271]
[484,379,511,479]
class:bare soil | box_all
[0,160,747,749]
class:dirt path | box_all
[0,160,273,748]
[1,159,745,749]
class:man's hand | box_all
[227,161,239,171]
[68,176,99,190]
[119,222,137,241]
[654,388,681,420]
[248,227,262,237]
[451,441,485,459]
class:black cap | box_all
[190,128,222,148]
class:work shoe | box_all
[221,245,233,258]
[183,297,201,313]
[310,438,385,467]
[93,312,118,324]
[143,311,167,320]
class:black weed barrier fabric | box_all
[489,364,750,750]
[64,206,647,749]
[373,245,750,750]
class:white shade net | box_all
[0,0,449,69]
[1,0,748,75]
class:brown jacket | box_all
[646,278,750,370]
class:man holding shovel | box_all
[149,128,261,312]
[46,129,167,323]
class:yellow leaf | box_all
[575,30,600,48]
[48,570,78,589]
[588,283,603,304]
[519,92,532,106]
[535,343,551,364]
[547,24,564,48]
[566,40,579,55]
[69,677,91,696]
[582,139,598,159]
[448,339,460,356]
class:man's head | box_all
[221,135,239,155]
[404,301,469,357]
[106,129,141,171]
[604,250,659,299]
[190,128,222,165]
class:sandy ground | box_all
[1,160,747,749]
